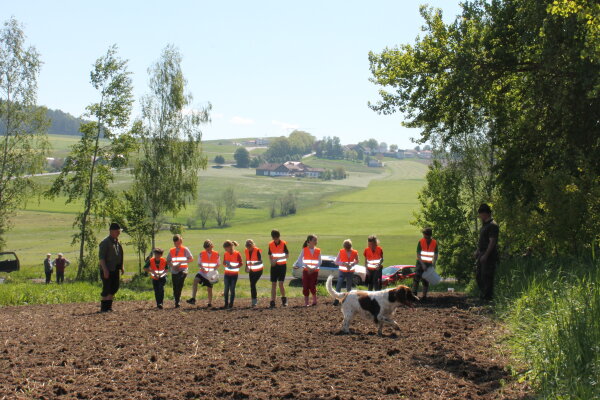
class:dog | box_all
[326,275,419,336]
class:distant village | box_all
[239,139,433,179]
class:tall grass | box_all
[495,257,600,399]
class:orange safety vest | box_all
[302,247,321,270]
[149,257,167,280]
[200,250,219,271]
[223,251,242,276]
[419,238,437,264]
[245,247,264,272]
[364,246,383,271]
[170,246,190,269]
[269,240,288,265]
[338,249,359,273]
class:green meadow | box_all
[1,134,437,305]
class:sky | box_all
[2,0,462,148]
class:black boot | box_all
[281,297,288,307]
[107,300,114,312]
[100,300,108,312]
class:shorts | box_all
[100,269,120,297]
[195,273,213,288]
[270,264,287,282]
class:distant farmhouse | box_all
[368,159,385,168]
[256,161,325,178]
[242,138,269,147]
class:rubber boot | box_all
[304,296,310,307]
[311,294,318,306]
[223,301,229,309]
[281,297,288,307]
[269,300,276,308]
[100,300,108,312]
[107,300,113,312]
[422,287,428,302]
[251,298,257,307]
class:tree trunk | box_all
[77,121,103,280]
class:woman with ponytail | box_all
[293,234,321,306]
[222,240,242,309]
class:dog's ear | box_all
[397,286,408,303]
[388,289,396,303]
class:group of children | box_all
[144,230,387,309]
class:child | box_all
[187,239,219,308]
[167,234,193,308]
[363,235,384,291]
[222,240,242,309]
[144,248,168,309]
[333,239,359,306]
[293,234,321,306]
[244,239,263,307]
[268,229,289,308]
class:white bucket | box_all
[422,267,442,286]
[206,270,219,284]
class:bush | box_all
[495,257,600,399]
[214,155,225,164]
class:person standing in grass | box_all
[475,203,499,302]
[43,253,53,284]
[363,235,384,291]
[144,248,168,309]
[54,253,70,284]
[244,239,263,307]
[293,234,321,307]
[167,234,193,308]
[222,240,242,309]
[187,239,219,308]
[413,227,438,301]
[333,239,359,306]
[268,229,289,308]
[99,223,124,312]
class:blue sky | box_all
[2,0,461,148]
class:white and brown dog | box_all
[326,275,419,336]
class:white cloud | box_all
[230,116,255,125]
[272,120,299,131]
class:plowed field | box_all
[0,294,528,399]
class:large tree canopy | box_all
[369,0,600,257]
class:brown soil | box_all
[0,293,529,399]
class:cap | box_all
[478,203,492,214]
[109,222,121,231]
[422,227,433,236]
[46,253,51,257]
[58,253,63,257]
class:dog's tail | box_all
[326,275,345,300]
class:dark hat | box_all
[109,222,121,231]
[422,227,433,236]
[478,203,492,214]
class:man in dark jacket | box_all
[99,222,124,312]
[475,204,499,302]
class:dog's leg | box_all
[377,315,400,336]
[342,308,353,333]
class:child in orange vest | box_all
[293,234,322,306]
[222,240,242,309]
[144,248,168,309]
[187,239,220,308]
[244,239,264,307]
[363,235,384,291]
[268,229,289,308]
[333,239,359,306]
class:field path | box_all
[0,294,528,399]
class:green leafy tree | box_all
[214,155,225,165]
[133,44,210,249]
[195,200,215,229]
[369,1,600,256]
[122,185,154,274]
[234,146,250,167]
[0,18,49,250]
[47,45,135,280]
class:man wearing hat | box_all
[98,222,124,312]
[475,203,499,301]
[54,253,70,284]
[44,253,53,284]
[413,227,438,300]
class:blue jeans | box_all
[336,271,354,292]
[224,274,238,305]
